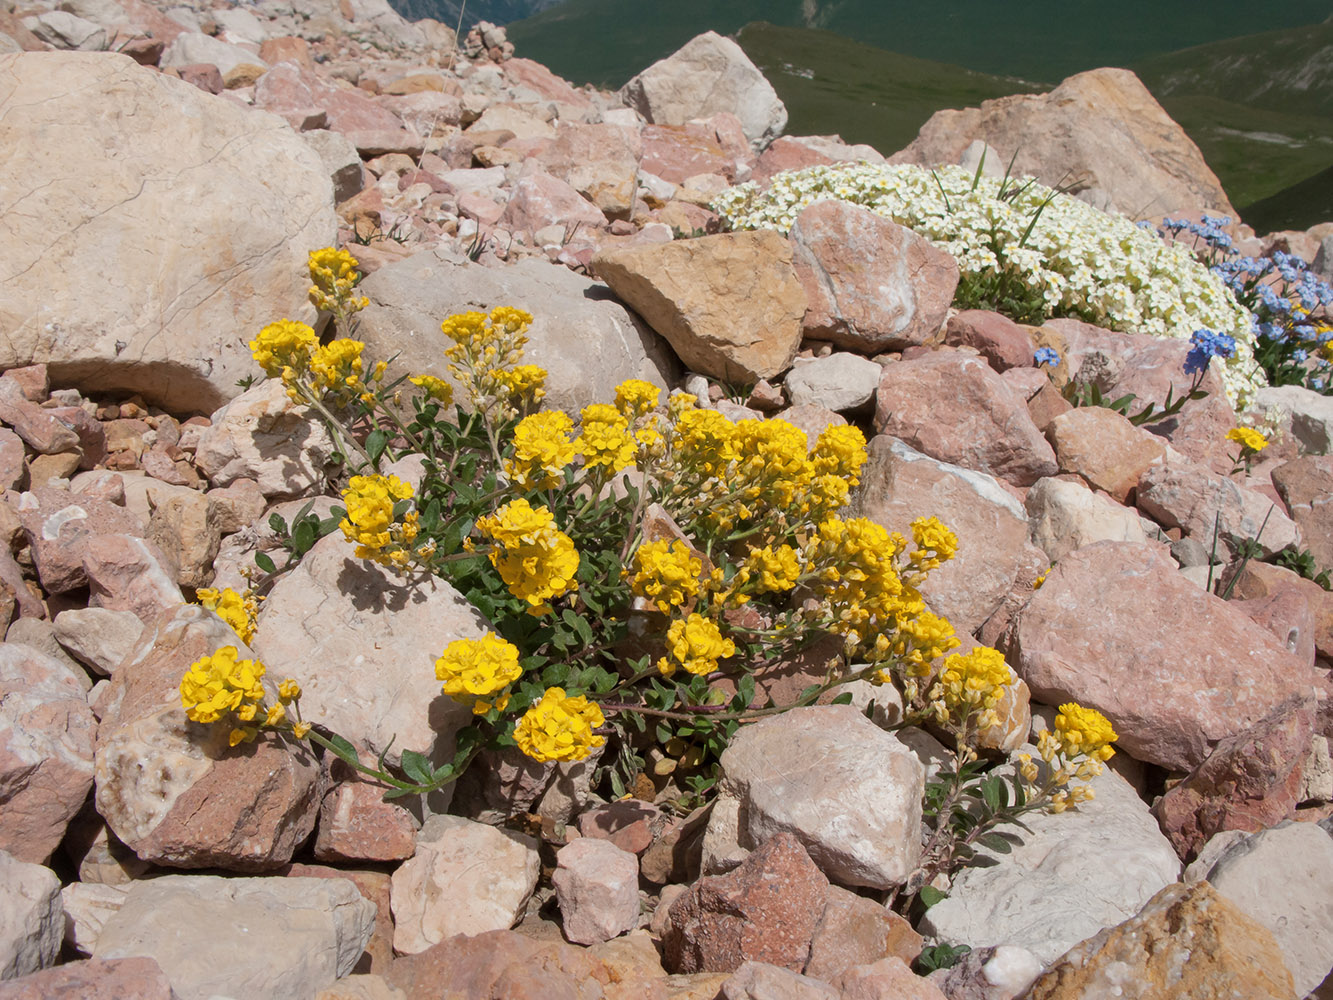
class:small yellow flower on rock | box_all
[933,646,1013,731]
[614,379,661,419]
[576,403,636,472]
[476,499,580,611]
[513,687,606,762]
[507,411,576,489]
[180,646,266,724]
[1225,426,1268,453]
[409,374,453,405]
[435,632,524,715]
[196,587,259,645]
[1054,702,1117,761]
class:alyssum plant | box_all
[180,248,1118,906]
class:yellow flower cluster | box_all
[575,403,637,473]
[475,499,579,612]
[409,374,454,405]
[434,633,523,715]
[339,474,420,569]
[513,686,606,762]
[615,379,661,419]
[196,587,260,645]
[250,319,317,379]
[1026,702,1118,812]
[804,516,909,642]
[908,516,960,577]
[440,307,545,419]
[507,411,577,489]
[309,338,367,402]
[744,544,802,594]
[1053,702,1118,761]
[658,614,736,676]
[629,539,703,613]
[308,247,369,317]
[930,646,1014,733]
[1225,426,1268,453]
[877,609,960,684]
[179,646,309,746]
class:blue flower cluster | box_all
[1161,216,1333,394]
[1034,347,1061,367]
[1184,329,1237,376]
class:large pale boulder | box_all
[594,231,807,384]
[0,52,335,412]
[356,250,677,415]
[1025,476,1149,563]
[0,644,97,865]
[619,31,787,150]
[93,875,376,1000]
[856,436,1047,635]
[534,122,642,220]
[1257,384,1333,455]
[1009,541,1319,771]
[891,67,1235,219]
[94,605,320,871]
[716,706,923,890]
[920,763,1179,965]
[1137,458,1300,558]
[252,532,487,774]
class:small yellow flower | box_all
[506,411,576,489]
[629,539,702,613]
[614,379,662,419]
[278,679,301,703]
[435,632,524,715]
[265,703,287,727]
[513,687,606,763]
[1054,702,1117,761]
[475,499,579,610]
[250,319,317,379]
[409,374,454,405]
[658,614,736,677]
[196,587,260,645]
[575,403,637,472]
[1226,426,1268,453]
[180,646,266,724]
[291,721,311,739]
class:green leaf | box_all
[399,749,433,785]
[737,673,756,707]
[381,787,418,801]
[979,832,1015,854]
[981,776,1003,813]
[323,733,361,766]
[829,691,853,705]
[292,519,316,556]
[269,513,288,536]
[366,428,390,464]
[254,551,277,574]
[918,885,948,908]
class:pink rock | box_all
[457,190,504,226]
[1226,561,1333,666]
[258,36,314,72]
[1009,541,1319,771]
[751,136,837,185]
[384,928,608,1000]
[836,956,950,1000]
[805,884,922,981]
[579,799,666,855]
[173,63,223,95]
[663,833,829,974]
[344,129,424,158]
[536,122,642,219]
[1151,697,1314,862]
[553,837,641,945]
[0,428,26,491]
[875,352,1058,487]
[790,200,958,353]
[0,378,80,455]
[641,123,737,185]
[4,364,47,402]
[500,57,590,107]
[378,91,464,135]
[44,406,106,469]
[0,643,97,864]
[1137,459,1300,558]
[719,962,839,999]
[93,605,319,871]
[16,487,144,594]
[83,534,182,621]
[1272,456,1333,572]
[0,957,173,999]
[451,745,555,823]
[255,61,403,137]
[1047,406,1166,503]
[1233,588,1317,668]
[944,310,1038,373]
[500,168,607,234]
[313,743,419,863]
[858,435,1046,634]
[1041,318,1238,470]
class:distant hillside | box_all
[1241,163,1333,233]
[734,23,1039,162]
[504,0,1333,90]
[1134,19,1333,119]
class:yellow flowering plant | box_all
[188,245,1113,878]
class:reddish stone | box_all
[255,62,403,136]
[640,123,736,185]
[1223,560,1333,664]
[944,310,1037,372]
[1047,406,1166,503]
[4,364,47,401]
[313,746,418,863]
[502,57,592,107]
[258,35,314,71]
[17,486,144,593]
[1232,588,1317,668]
[499,168,607,235]
[752,136,837,185]
[0,957,173,999]
[1010,541,1319,771]
[1152,697,1315,862]
[790,200,958,353]
[805,884,922,980]
[0,378,80,454]
[1272,455,1333,572]
[379,91,464,135]
[578,799,667,855]
[384,928,609,1000]
[662,833,829,974]
[875,351,1058,487]
[173,63,223,95]
[45,405,106,469]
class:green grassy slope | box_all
[734,23,1039,159]
[504,0,1333,90]
[1240,164,1333,233]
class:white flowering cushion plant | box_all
[712,163,1264,409]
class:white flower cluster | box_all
[712,163,1263,408]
